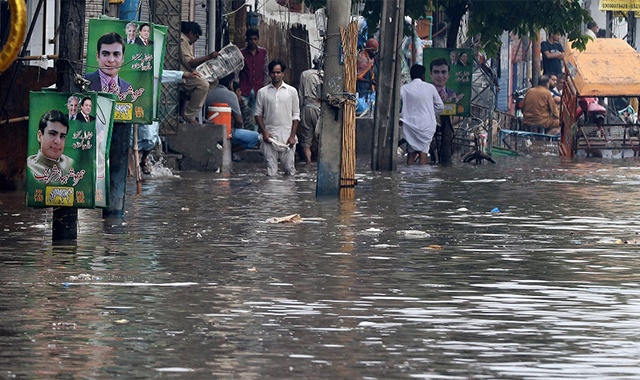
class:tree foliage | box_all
[462,0,592,56]
[306,0,593,57]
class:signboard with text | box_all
[423,48,473,117]
[85,18,166,123]
[25,91,115,208]
[600,0,640,11]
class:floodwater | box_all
[2,155,640,379]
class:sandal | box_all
[140,163,151,174]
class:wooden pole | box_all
[339,22,358,200]
[0,116,29,125]
[532,30,541,86]
[316,0,351,196]
[52,0,85,241]
[371,0,404,171]
[133,124,142,194]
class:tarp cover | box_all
[565,38,640,97]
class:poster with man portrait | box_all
[424,48,473,116]
[25,91,116,208]
[85,19,166,124]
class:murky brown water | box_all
[2,155,640,379]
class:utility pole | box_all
[371,0,404,171]
[316,0,350,196]
[628,11,636,48]
[532,31,541,86]
[52,0,86,241]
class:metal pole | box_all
[208,0,217,51]
[102,123,132,217]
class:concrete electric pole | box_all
[316,0,351,196]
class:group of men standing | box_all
[179,23,322,176]
[520,30,568,136]
[521,23,602,136]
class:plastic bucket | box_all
[207,103,232,138]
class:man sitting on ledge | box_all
[521,75,560,135]
[179,21,219,124]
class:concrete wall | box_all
[164,123,231,171]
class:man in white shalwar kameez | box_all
[400,64,444,165]
[255,60,300,176]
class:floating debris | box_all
[67,273,101,281]
[396,230,431,238]
[51,322,77,329]
[155,368,195,373]
[371,244,399,248]
[265,214,303,223]
[423,245,443,250]
[247,267,257,272]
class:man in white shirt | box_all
[400,64,444,165]
[255,60,300,176]
[586,21,599,40]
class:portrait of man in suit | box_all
[84,32,133,96]
[66,95,79,121]
[77,96,96,123]
[125,22,139,45]
[27,110,74,179]
[136,23,153,46]
[429,57,457,103]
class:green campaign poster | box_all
[85,18,165,124]
[153,24,168,120]
[424,48,473,116]
[25,91,115,208]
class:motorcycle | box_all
[512,87,529,130]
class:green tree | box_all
[460,0,592,56]
[308,0,592,56]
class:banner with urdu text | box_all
[85,18,166,124]
[25,91,115,208]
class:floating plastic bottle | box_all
[195,43,245,82]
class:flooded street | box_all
[2,155,640,379]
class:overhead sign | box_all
[599,0,640,11]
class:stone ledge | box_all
[163,123,231,172]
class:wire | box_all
[223,1,249,17]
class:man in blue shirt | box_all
[541,32,565,77]
[205,73,259,157]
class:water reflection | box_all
[2,156,640,378]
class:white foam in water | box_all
[149,158,180,178]
[155,367,195,372]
